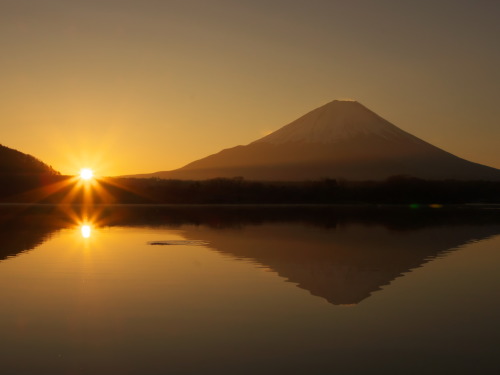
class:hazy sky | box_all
[1,0,499,175]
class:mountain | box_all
[130,100,500,181]
[0,143,58,176]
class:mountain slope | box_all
[0,144,58,175]
[131,100,500,181]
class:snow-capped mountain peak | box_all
[254,100,411,144]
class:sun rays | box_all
[3,158,157,241]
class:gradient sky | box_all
[1,0,499,176]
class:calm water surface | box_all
[0,205,499,374]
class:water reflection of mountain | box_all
[81,204,500,231]
[181,222,500,305]
[1,205,499,306]
[101,205,500,306]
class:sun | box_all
[79,168,94,181]
[80,224,92,238]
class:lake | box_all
[1,205,499,374]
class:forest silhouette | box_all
[1,174,500,204]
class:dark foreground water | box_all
[0,205,499,374]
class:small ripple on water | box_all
[147,240,209,246]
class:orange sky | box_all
[1,0,499,176]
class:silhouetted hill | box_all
[0,143,58,176]
[126,100,500,181]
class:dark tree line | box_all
[108,176,500,204]
[1,174,500,204]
